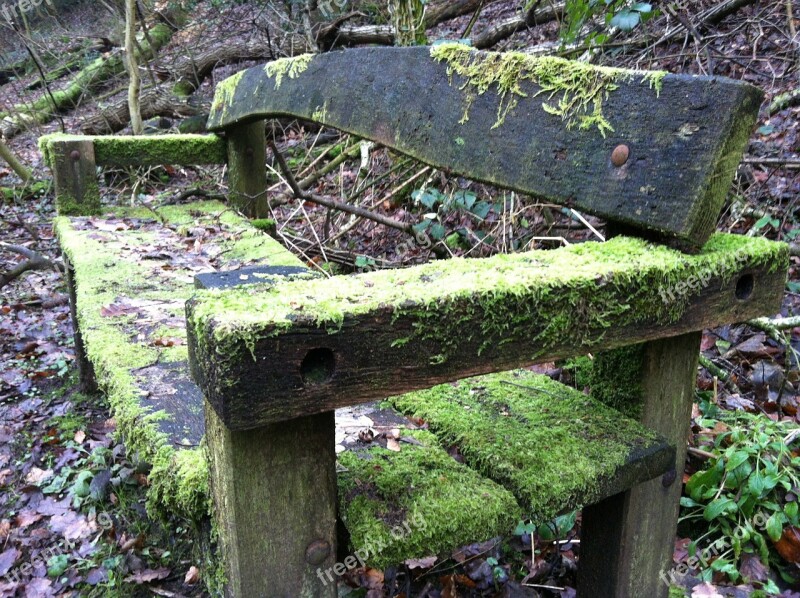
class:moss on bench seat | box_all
[391,370,675,522]
[55,200,304,521]
[338,428,521,569]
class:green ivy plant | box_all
[554,0,656,46]
[680,400,800,588]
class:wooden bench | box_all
[41,44,788,597]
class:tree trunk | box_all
[125,0,143,134]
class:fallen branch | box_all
[742,156,800,169]
[698,354,741,394]
[748,316,800,344]
[768,88,800,115]
[268,139,414,235]
[473,2,562,49]
[0,140,33,183]
[0,242,63,290]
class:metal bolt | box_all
[305,540,331,565]
[611,144,629,167]
[70,150,81,162]
[661,468,677,488]
[246,146,254,157]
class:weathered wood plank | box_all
[578,333,701,597]
[390,370,675,522]
[40,133,227,167]
[186,234,787,430]
[207,46,762,247]
[205,403,338,597]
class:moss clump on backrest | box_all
[430,42,666,136]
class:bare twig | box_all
[268,139,415,236]
[0,242,63,289]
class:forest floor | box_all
[1,0,800,596]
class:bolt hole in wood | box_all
[301,347,336,384]
[735,273,754,301]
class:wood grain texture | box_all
[187,238,786,431]
[578,333,701,598]
[207,46,762,247]
[50,139,100,215]
[205,403,338,598]
[225,122,269,218]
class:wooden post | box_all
[226,121,268,218]
[578,332,701,597]
[50,139,101,215]
[63,255,97,393]
[204,402,338,597]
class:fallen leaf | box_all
[386,438,401,452]
[405,555,436,570]
[691,582,723,598]
[184,565,200,584]
[24,467,52,485]
[0,548,19,576]
[773,526,800,563]
[73,430,86,443]
[738,552,768,582]
[124,567,171,584]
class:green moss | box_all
[264,54,314,89]
[390,370,661,521]
[338,428,520,568]
[188,233,787,368]
[251,218,276,234]
[38,133,227,167]
[430,42,666,135]
[590,345,644,419]
[55,200,302,523]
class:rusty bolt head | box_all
[661,468,677,488]
[305,540,331,565]
[611,144,629,167]
[70,150,81,162]
[245,146,254,157]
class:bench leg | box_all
[204,402,338,597]
[64,255,97,393]
[578,332,700,597]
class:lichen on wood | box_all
[430,42,666,135]
[264,54,314,89]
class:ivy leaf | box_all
[429,223,446,241]
[470,201,491,219]
[610,9,641,31]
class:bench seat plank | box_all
[389,370,674,523]
[338,427,521,569]
[206,45,762,247]
[187,233,787,430]
[55,201,305,519]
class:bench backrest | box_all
[207,44,763,250]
